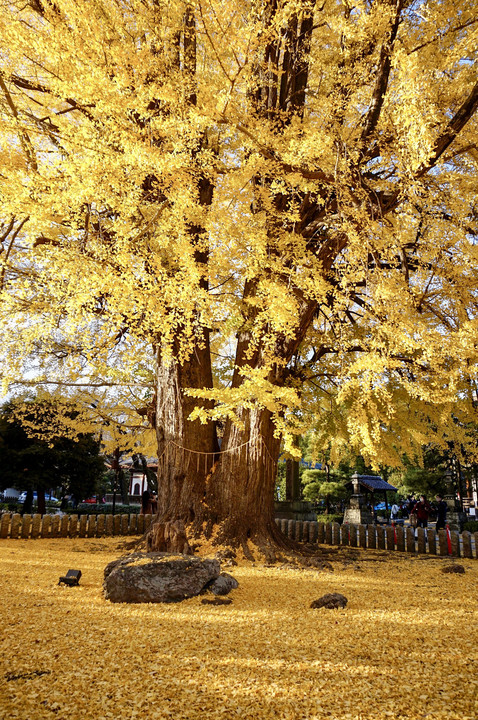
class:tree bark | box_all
[153,337,218,529]
[205,407,283,549]
[150,343,286,551]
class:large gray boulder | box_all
[103,553,221,603]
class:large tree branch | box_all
[416,78,478,178]
[0,217,29,291]
[0,74,38,171]
[10,75,95,120]
[359,0,403,151]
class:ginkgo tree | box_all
[1,0,478,552]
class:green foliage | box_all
[275,462,287,501]
[390,447,448,498]
[316,514,344,524]
[463,520,478,533]
[301,459,349,512]
[0,399,105,507]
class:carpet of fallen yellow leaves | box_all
[0,538,477,720]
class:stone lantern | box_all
[343,472,374,525]
[443,468,466,531]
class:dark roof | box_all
[347,475,397,492]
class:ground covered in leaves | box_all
[0,538,476,720]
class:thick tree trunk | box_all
[150,344,284,552]
[205,407,283,548]
[152,341,218,536]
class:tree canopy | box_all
[1,0,477,546]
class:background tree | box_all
[302,473,347,515]
[0,0,478,552]
[0,399,105,513]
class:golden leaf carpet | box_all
[0,538,476,720]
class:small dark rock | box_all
[310,593,348,609]
[201,597,233,606]
[442,564,465,574]
[204,572,239,596]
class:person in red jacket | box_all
[411,495,432,528]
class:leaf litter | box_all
[0,538,476,720]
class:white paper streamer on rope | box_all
[156,435,276,476]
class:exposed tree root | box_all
[134,517,342,569]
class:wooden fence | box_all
[0,512,153,540]
[0,513,476,558]
[274,518,478,558]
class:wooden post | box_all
[137,514,145,535]
[295,520,303,542]
[340,524,349,546]
[417,528,427,554]
[96,514,106,537]
[386,526,395,551]
[87,515,96,538]
[377,525,385,550]
[396,526,405,552]
[21,514,32,539]
[129,514,137,535]
[144,514,152,532]
[450,530,460,557]
[302,521,310,543]
[79,515,87,538]
[325,523,332,545]
[121,514,129,535]
[113,514,121,535]
[105,514,114,536]
[438,529,448,556]
[11,513,21,539]
[427,529,437,555]
[60,515,69,537]
[406,527,415,554]
[31,514,41,539]
[69,514,79,538]
[474,532,478,559]
[288,519,295,539]
[349,524,357,547]
[462,531,473,559]
[51,515,60,538]
[317,523,325,544]
[0,513,10,539]
[41,515,51,538]
[280,519,287,536]
[358,525,367,548]
[309,522,318,543]
[367,525,376,549]
[332,523,340,545]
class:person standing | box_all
[411,495,432,528]
[140,489,152,515]
[150,492,158,515]
[435,494,448,531]
[390,502,400,522]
